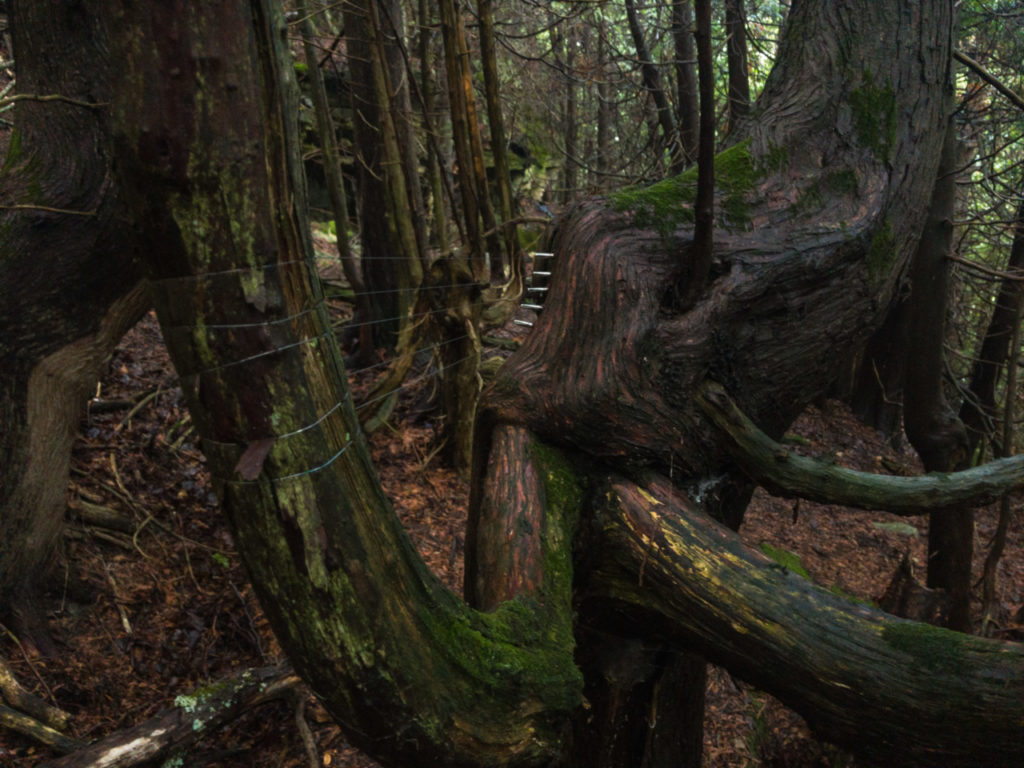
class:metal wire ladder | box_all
[513,251,554,328]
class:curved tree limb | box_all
[591,474,1024,766]
[697,380,1024,513]
[109,4,581,765]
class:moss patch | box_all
[416,438,586,708]
[610,170,698,238]
[610,140,760,238]
[793,170,859,215]
[849,72,897,163]
[881,621,976,674]
[866,219,896,281]
[757,144,788,175]
[760,542,811,579]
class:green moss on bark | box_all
[849,72,897,163]
[866,219,896,280]
[793,170,859,214]
[759,542,812,579]
[610,140,759,237]
[881,621,978,674]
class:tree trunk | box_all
[419,0,449,254]
[902,120,974,631]
[845,296,908,440]
[625,0,683,175]
[297,3,374,368]
[672,1,699,163]
[444,0,504,280]
[439,0,487,276]
[563,23,580,203]
[595,17,613,182]
[478,0,519,275]
[109,4,580,766]
[674,0,714,309]
[725,0,751,131]
[958,184,1024,459]
[345,0,421,349]
[0,0,146,650]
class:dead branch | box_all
[37,665,301,768]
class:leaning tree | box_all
[35,0,1024,765]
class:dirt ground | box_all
[1,307,1022,767]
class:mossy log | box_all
[39,667,299,768]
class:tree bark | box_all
[419,0,449,253]
[672,1,699,163]
[478,0,518,275]
[563,22,580,204]
[485,0,954,508]
[675,0,714,309]
[109,4,580,766]
[699,381,1024,514]
[595,17,614,182]
[297,3,374,367]
[958,184,1024,459]
[345,0,422,349]
[589,473,1024,767]
[38,667,299,768]
[439,0,488,275]
[725,0,751,131]
[902,120,974,631]
[0,0,146,650]
[845,296,908,440]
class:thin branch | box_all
[954,49,1024,114]
[0,204,97,217]
[0,93,107,109]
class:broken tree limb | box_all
[0,656,71,730]
[37,665,301,768]
[0,704,83,755]
[697,381,1024,514]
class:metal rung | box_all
[532,271,552,277]
[521,303,544,310]
[513,319,534,327]
[533,252,554,258]
[526,286,549,292]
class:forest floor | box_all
[2,301,1024,767]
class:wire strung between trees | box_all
[215,344,480,486]
[163,252,503,484]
